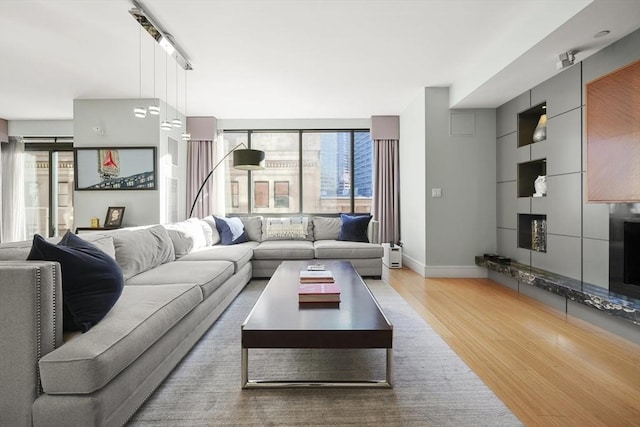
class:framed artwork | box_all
[104,206,125,228]
[74,147,156,190]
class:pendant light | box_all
[160,51,172,131]
[148,43,160,115]
[133,25,147,118]
[171,59,182,128]
[181,68,191,141]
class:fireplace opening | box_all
[624,221,640,286]
[610,204,640,300]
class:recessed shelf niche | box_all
[518,102,547,147]
[518,214,547,252]
[517,159,547,197]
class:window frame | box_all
[223,128,372,216]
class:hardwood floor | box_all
[387,267,640,427]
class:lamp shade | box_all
[233,149,265,170]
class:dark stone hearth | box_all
[476,256,640,326]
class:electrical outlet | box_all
[431,188,442,198]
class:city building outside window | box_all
[223,129,372,215]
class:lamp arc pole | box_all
[188,143,265,218]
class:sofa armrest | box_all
[0,261,62,427]
[368,220,380,244]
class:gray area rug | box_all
[129,280,522,426]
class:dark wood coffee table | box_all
[241,260,393,388]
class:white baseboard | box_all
[400,255,489,279]
[425,265,488,278]
[401,254,426,276]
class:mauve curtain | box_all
[373,138,400,244]
[187,139,216,218]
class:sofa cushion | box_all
[177,241,257,273]
[38,283,202,394]
[124,260,234,299]
[78,234,116,259]
[312,216,341,240]
[252,240,315,260]
[201,216,221,245]
[0,239,44,260]
[27,232,124,332]
[240,216,263,242]
[214,216,248,245]
[262,217,312,241]
[338,213,372,243]
[164,219,208,258]
[110,225,175,280]
[314,240,384,259]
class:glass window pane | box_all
[354,131,373,213]
[24,151,49,236]
[250,132,300,214]
[302,131,352,213]
[224,132,249,214]
[56,151,75,235]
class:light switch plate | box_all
[431,188,442,198]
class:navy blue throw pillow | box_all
[27,232,124,332]
[213,216,248,245]
[338,213,372,243]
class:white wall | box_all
[73,98,187,228]
[424,88,496,277]
[217,118,370,130]
[8,120,73,136]
[399,89,427,274]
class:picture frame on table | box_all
[104,206,125,228]
[74,147,156,190]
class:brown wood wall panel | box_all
[586,60,640,202]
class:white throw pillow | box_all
[263,217,309,240]
[202,216,221,245]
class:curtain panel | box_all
[373,138,400,244]
[187,139,216,219]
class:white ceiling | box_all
[0,0,638,121]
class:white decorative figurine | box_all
[533,175,547,197]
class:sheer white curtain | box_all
[1,137,27,242]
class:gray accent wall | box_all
[400,87,496,277]
[495,29,640,290]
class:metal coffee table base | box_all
[241,348,393,389]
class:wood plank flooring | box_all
[387,267,640,427]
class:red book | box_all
[298,283,341,303]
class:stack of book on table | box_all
[298,269,340,303]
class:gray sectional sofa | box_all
[0,216,382,427]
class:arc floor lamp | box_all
[188,144,265,218]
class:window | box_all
[23,144,75,237]
[225,132,248,214]
[222,129,373,215]
[353,131,374,213]
[274,181,289,208]
[254,181,269,208]
[303,131,351,213]
[230,181,239,208]
[250,132,300,214]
